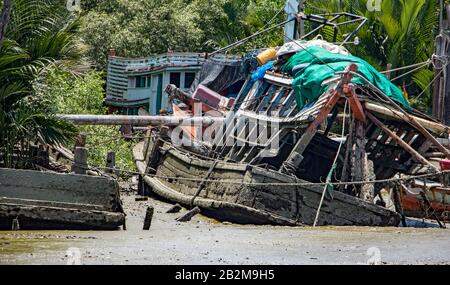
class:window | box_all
[127,108,139,115]
[135,76,145,88]
[170,72,181,88]
[128,77,135,88]
[146,77,151,88]
[184,72,196,89]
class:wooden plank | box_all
[366,113,439,171]
[282,90,341,174]
[365,102,449,135]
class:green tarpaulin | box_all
[281,46,410,110]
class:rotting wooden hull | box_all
[0,168,126,230]
[400,185,450,221]
[134,142,401,226]
[0,203,125,230]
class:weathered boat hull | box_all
[0,168,126,230]
[401,184,450,221]
[134,142,401,226]
[0,203,125,230]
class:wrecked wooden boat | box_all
[0,168,125,230]
[134,141,400,226]
[133,64,408,226]
[131,11,450,227]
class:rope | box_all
[256,6,285,34]
[380,60,431,74]
[313,100,348,227]
[390,61,431,82]
[415,59,450,100]
[75,153,450,187]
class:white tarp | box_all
[277,38,351,57]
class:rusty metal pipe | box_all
[57,115,225,126]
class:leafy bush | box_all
[35,67,137,174]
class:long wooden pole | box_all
[366,112,439,172]
[297,0,305,38]
[58,115,224,126]
[365,102,449,135]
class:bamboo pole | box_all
[58,115,224,127]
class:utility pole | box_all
[284,0,299,42]
[297,0,305,39]
[433,1,450,124]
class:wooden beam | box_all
[365,102,449,135]
[365,98,450,159]
[366,112,439,172]
[352,120,365,183]
[346,88,366,122]
[281,64,358,175]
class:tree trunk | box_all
[0,0,12,49]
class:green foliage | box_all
[36,68,106,115]
[0,0,80,168]
[34,67,136,173]
[79,0,204,67]
[79,0,286,67]
[306,0,439,111]
[81,126,136,175]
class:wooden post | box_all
[75,133,87,148]
[106,151,116,174]
[176,207,200,222]
[385,63,392,79]
[392,185,407,227]
[12,217,19,231]
[352,120,374,202]
[72,147,88,175]
[432,24,449,122]
[143,206,154,230]
[444,37,450,125]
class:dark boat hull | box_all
[134,142,401,226]
[0,168,126,230]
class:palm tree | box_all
[305,0,438,107]
[0,0,79,168]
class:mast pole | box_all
[297,0,305,39]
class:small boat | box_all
[0,168,126,230]
[400,180,450,221]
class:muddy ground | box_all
[0,184,450,265]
